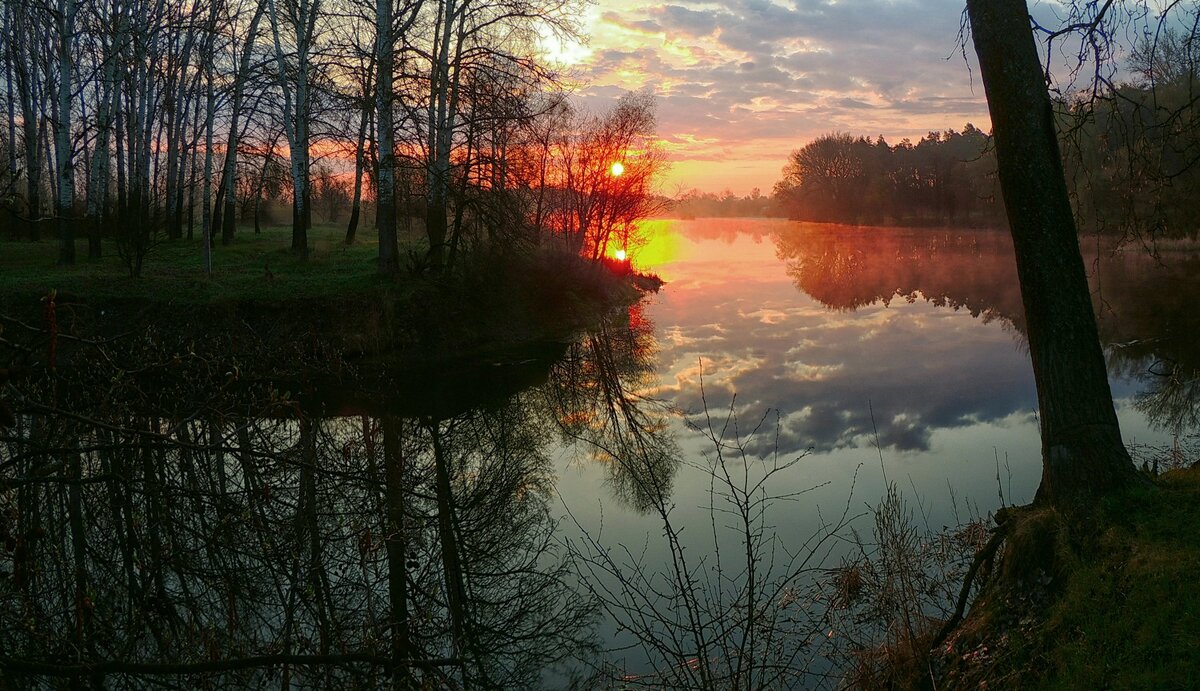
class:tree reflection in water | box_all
[545,302,681,513]
[4,229,1197,687]
[772,225,1200,449]
[0,311,634,688]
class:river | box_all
[2,218,1194,688]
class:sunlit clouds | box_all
[549,0,996,194]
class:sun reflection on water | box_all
[624,219,685,275]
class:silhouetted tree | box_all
[966,0,1146,507]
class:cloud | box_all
[572,0,992,192]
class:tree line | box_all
[0,0,663,276]
[772,125,1001,226]
[773,31,1198,237]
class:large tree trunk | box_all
[967,0,1146,506]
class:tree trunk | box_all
[966,0,1146,506]
[376,0,398,273]
[22,114,41,241]
[345,105,367,244]
[202,66,215,274]
[55,0,76,266]
[4,5,15,186]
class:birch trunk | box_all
[345,92,369,244]
[202,66,214,274]
[55,0,76,265]
[376,0,398,272]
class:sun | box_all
[610,161,625,177]
[614,248,627,261]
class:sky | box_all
[545,0,996,195]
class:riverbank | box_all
[925,466,1200,689]
[0,224,661,392]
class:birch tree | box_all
[267,0,321,257]
[53,0,78,265]
[216,0,265,245]
[376,0,398,272]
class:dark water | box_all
[2,219,1196,688]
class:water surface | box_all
[3,218,1195,688]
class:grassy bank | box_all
[1,222,654,380]
[0,224,407,305]
[937,467,1200,689]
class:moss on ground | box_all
[939,467,1200,690]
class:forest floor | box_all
[0,223,408,305]
[931,464,1200,689]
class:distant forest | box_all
[770,32,1200,237]
[667,188,777,219]
[772,125,1000,227]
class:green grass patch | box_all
[0,223,420,306]
[1,223,650,368]
[961,469,1200,690]
[1031,470,1200,690]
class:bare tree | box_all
[267,0,322,257]
[965,0,1147,507]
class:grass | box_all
[0,223,419,306]
[1,220,650,366]
[945,467,1200,690]
[1030,468,1200,689]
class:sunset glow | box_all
[567,0,1004,194]
[610,161,625,177]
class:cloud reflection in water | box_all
[643,220,1033,458]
